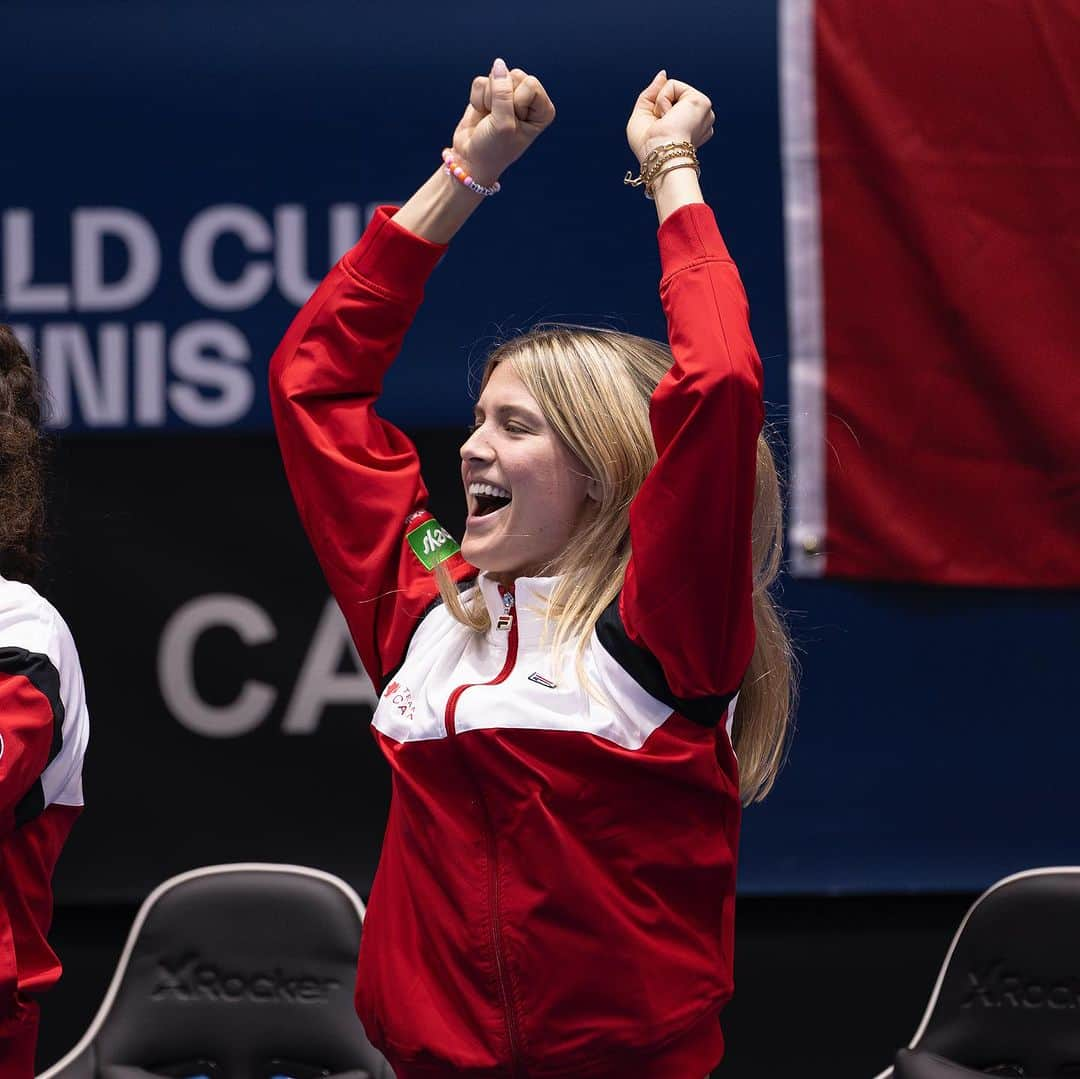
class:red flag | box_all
[782,0,1080,586]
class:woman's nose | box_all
[460,426,493,462]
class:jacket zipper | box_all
[444,586,526,1075]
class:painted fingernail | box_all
[493,58,509,78]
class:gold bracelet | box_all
[644,148,695,177]
[645,159,702,200]
[624,141,697,186]
[643,151,696,192]
[624,140,700,193]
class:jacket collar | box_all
[476,572,559,649]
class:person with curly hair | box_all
[0,326,90,1077]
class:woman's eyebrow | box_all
[495,403,543,424]
[474,403,544,425]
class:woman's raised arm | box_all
[269,60,554,690]
[615,74,764,708]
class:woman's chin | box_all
[460,536,493,569]
[461,538,515,576]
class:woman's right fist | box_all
[626,71,714,165]
[450,59,555,186]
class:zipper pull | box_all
[496,589,514,632]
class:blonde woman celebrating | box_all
[271,58,793,1079]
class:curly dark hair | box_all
[0,325,47,582]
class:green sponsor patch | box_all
[406,518,461,571]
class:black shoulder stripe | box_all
[0,646,66,827]
[15,781,45,828]
[595,595,736,729]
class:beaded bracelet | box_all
[441,148,501,197]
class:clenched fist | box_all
[626,71,715,164]
[451,58,556,186]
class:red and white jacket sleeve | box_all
[0,587,87,1023]
[617,203,764,713]
[269,207,473,692]
[0,652,60,839]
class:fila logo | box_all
[528,672,557,689]
[423,528,451,555]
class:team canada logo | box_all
[383,680,415,723]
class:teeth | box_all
[468,482,511,500]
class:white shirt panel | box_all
[0,577,90,808]
[373,581,679,752]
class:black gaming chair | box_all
[875,867,1080,1079]
[38,864,394,1079]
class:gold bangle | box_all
[645,160,701,200]
[624,140,700,193]
[625,142,697,186]
[644,152,696,187]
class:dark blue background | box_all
[6,0,1077,893]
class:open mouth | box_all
[468,482,512,519]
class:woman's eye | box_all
[467,419,529,435]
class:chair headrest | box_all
[910,868,1080,1075]
[85,865,387,1079]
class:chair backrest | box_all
[39,864,394,1079]
[874,867,1080,1079]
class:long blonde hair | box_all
[437,325,795,804]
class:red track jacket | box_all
[0,578,89,1076]
[271,202,763,1078]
